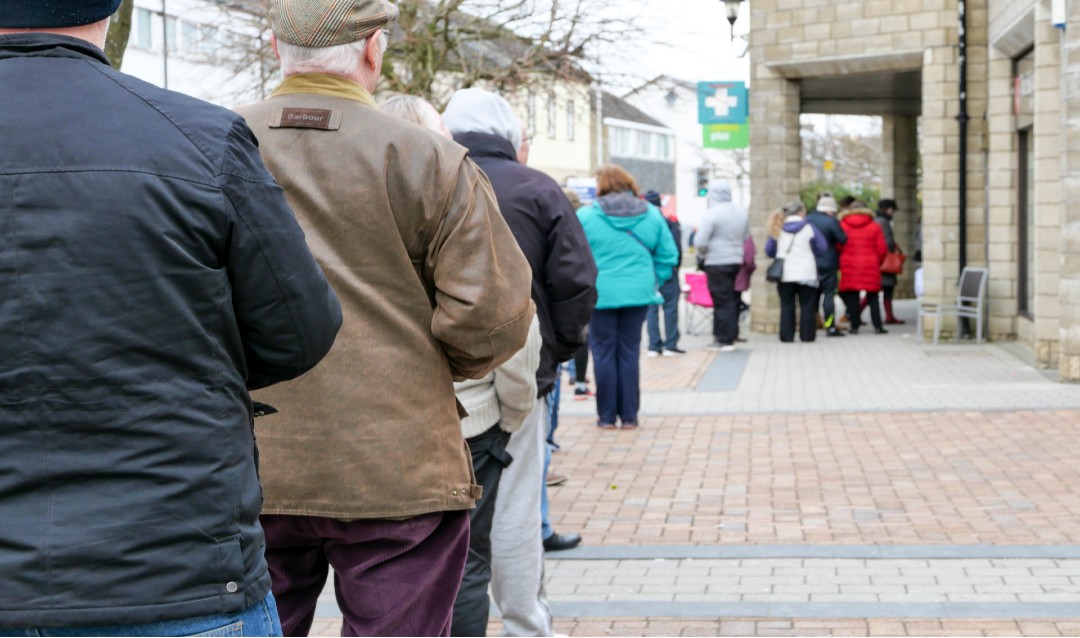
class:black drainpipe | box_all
[957,1,969,276]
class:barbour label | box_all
[275,108,335,130]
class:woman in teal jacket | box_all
[577,165,678,429]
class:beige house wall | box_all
[506,81,593,185]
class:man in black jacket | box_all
[443,88,598,637]
[807,194,848,336]
[0,4,341,634]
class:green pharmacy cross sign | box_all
[703,123,749,149]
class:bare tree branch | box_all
[198,0,650,106]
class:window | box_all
[546,94,557,139]
[656,134,671,160]
[635,131,652,157]
[199,25,218,55]
[1018,128,1035,317]
[526,92,536,135]
[135,8,152,49]
[566,100,575,141]
[181,21,198,54]
[610,128,631,155]
[164,16,178,53]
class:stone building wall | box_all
[749,0,989,335]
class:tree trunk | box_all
[104,0,135,70]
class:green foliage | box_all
[800,180,880,213]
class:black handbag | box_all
[766,232,795,283]
[765,257,784,283]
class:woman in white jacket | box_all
[765,201,828,343]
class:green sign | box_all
[703,123,749,149]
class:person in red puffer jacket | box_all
[837,201,888,334]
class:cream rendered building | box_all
[508,81,594,186]
[749,0,1080,380]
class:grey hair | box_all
[277,32,386,77]
[380,94,443,131]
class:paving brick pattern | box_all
[307,314,1080,635]
[308,617,1080,636]
[543,558,1080,603]
[547,410,1080,546]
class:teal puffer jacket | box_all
[577,192,679,310]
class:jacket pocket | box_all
[216,535,246,596]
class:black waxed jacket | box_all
[454,132,597,397]
[0,34,341,628]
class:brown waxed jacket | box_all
[237,74,534,520]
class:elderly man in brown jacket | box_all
[237,1,535,636]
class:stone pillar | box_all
[919,42,962,334]
[919,2,989,340]
[747,65,801,335]
[881,115,919,298]
[1032,4,1064,367]
[985,46,1018,343]
[1058,2,1080,380]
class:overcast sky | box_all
[595,0,752,93]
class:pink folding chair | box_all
[682,271,713,335]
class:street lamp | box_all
[722,0,743,42]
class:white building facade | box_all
[623,76,751,233]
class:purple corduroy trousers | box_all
[261,510,470,637]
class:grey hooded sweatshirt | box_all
[694,180,749,266]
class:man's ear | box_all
[364,29,382,71]
[270,33,280,60]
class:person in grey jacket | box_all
[0,3,341,634]
[694,180,750,350]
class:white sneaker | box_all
[646,350,661,358]
[662,348,686,357]
[719,344,737,353]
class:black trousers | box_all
[452,424,513,637]
[840,290,883,330]
[817,270,839,328]
[704,264,741,345]
[777,282,818,342]
[573,343,589,384]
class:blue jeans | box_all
[646,273,680,351]
[0,593,282,637]
[540,394,555,541]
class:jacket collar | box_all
[453,131,517,163]
[271,73,377,107]
[0,33,110,65]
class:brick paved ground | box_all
[309,617,1080,636]
[310,303,1080,636]
[547,410,1080,546]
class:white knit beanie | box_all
[442,88,523,155]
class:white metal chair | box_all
[916,267,988,344]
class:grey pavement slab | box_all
[559,300,1080,417]
[313,556,1080,619]
[547,544,1080,560]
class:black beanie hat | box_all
[643,190,662,207]
[0,1,123,28]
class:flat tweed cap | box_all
[271,0,399,48]
[0,0,123,28]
